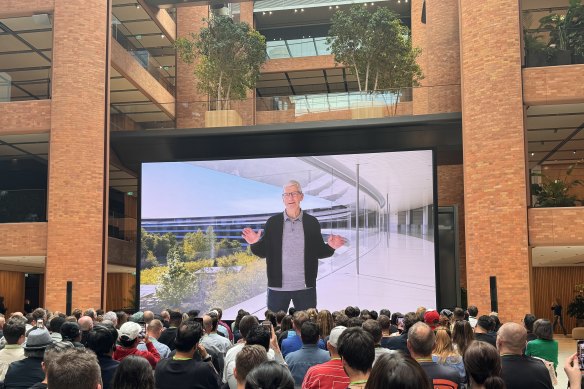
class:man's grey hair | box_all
[283,180,302,193]
[103,311,117,325]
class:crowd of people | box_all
[0,304,580,389]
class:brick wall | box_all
[0,101,51,134]
[45,0,109,311]
[523,64,584,105]
[459,1,530,323]
[437,165,466,289]
[0,223,47,256]
[529,207,584,246]
[262,55,338,74]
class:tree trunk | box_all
[364,62,370,93]
[225,82,232,110]
[373,70,379,92]
[217,72,223,110]
[393,89,401,116]
[352,56,362,92]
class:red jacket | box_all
[113,341,160,368]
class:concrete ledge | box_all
[0,100,51,134]
[529,207,584,246]
[1,0,54,18]
[0,223,47,256]
[523,65,584,105]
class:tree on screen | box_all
[156,249,199,308]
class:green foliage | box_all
[531,164,583,207]
[141,229,174,263]
[175,15,267,110]
[142,250,159,269]
[167,244,187,263]
[539,0,584,54]
[327,5,423,93]
[156,248,199,309]
[568,294,584,319]
[206,258,267,310]
[183,229,211,260]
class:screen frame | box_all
[135,147,441,313]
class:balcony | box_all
[266,36,330,59]
[522,4,584,68]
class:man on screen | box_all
[241,180,345,312]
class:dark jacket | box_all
[3,357,44,389]
[251,212,334,288]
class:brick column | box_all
[45,0,110,311]
[459,1,530,322]
[236,0,255,126]
[411,0,428,114]
[176,6,209,128]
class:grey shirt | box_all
[269,210,307,291]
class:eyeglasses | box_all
[282,191,302,198]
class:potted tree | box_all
[568,293,584,327]
[327,5,423,119]
[176,14,267,127]
[524,30,549,67]
[531,164,583,207]
[539,0,584,66]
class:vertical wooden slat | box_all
[0,271,25,316]
[532,267,584,334]
[106,273,135,311]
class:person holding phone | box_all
[113,322,161,368]
[242,180,345,312]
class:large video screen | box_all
[140,150,436,319]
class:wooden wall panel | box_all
[0,271,25,316]
[532,267,584,334]
[106,273,135,311]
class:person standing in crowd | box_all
[432,327,465,384]
[46,348,102,389]
[407,322,460,388]
[467,306,478,328]
[137,319,170,359]
[4,327,53,388]
[242,180,345,312]
[0,296,6,315]
[233,345,268,389]
[525,319,558,372]
[113,321,160,368]
[473,315,496,347]
[523,314,537,342]
[158,310,182,350]
[285,321,330,386]
[201,312,232,357]
[245,361,294,389]
[154,320,220,389]
[302,326,350,389]
[365,353,431,389]
[361,319,392,364]
[23,299,32,315]
[551,298,567,336]
[87,324,120,389]
[0,318,26,380]
[452,320,474,357]
[112,355,155,389]
[337,327,375,389]
[463,341,506,389]
[497,322,553,389]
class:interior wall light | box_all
[269,11,273,14]
[136,4,141,9]
[161,34,165,38]
[294,9,298,13]
[301,8,304,12]
[263,11,266,15]
[530,152,535,156]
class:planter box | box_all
[350,101,388,119]
[205,110,243,128]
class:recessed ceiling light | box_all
[294,9,298,12]
[269,11,273,14]
[263,11,266,15]
[301,8,304,12]
[136,4,140,9]
[161,34,165,38]
[530,152,535,156]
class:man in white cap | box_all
[301,326,350,389]
[4,327,54,388]
[113,321,160,368]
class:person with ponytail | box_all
[463,341,506,389]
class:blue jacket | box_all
[285,344,330,386]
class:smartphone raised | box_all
[577,340,584,370]
[397,317,405,329]
[36,319,44,329]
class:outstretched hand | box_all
[327,234,346,249]
[242,228,263,244]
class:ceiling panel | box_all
[0,35,30,52]
[0,133,49,143]
[0,52,50,68]
[289,70,324,79]
[260,73,287,81]
[0,145,26,156]
[123,20,161,35]
[111,77,136,91]
[15,143,49,154]
[0,17,49,32]
[129,111,171,122]
[290,77,325,86]
[528,140,561,152]
[113,5,149,22]
[110,90,150,104]
[257,79,290,88]
[19,32,53,50]
[527,128,575,141]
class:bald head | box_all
[497,322,526,354]
[143,311,154,324]
[203,314,217,332]
[78,316,94,331]
[407,322,435,357]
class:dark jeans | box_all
[553,315,567,335]
[267,288,316,312]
